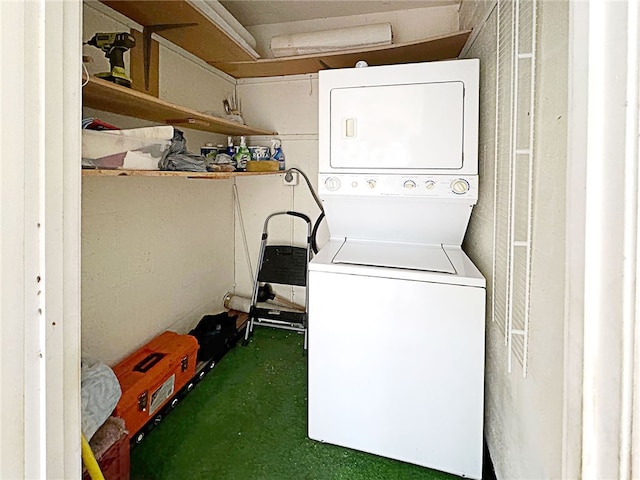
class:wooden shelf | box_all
[99,0,470,79]
[212,30,472,78]
[82,169,283,179]
[99,0,258,63]
[82,75,276,136]
[88,1,470,141]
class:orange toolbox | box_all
[113,331,199,439]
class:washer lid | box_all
[332,239,456,274]
[310,239,486,287]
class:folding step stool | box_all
[242,211,312,349]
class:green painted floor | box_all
[130,328,459,480]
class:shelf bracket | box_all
[143,23,198,90]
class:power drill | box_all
[86,32,136,88]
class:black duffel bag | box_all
[189,312,238,362]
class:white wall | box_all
[82,177,235,365]
[246,5,459,58]
[82,4,239,365]
[233,74,326,303]
[459,0,495,32]
[462,1,570,478]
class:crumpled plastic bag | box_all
[158,128,207,172]
[81,358,122,441]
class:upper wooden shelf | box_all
[99,0,471,79]
[212,30,473,79]
[100,0,259,63]
[82,75,277,136]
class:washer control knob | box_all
[425,180,436,190]
[403,180,417,189]
[367,179,376,188]
[324,176,341,192]
[451,178,470,195]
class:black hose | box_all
[286,167,325,254]
[286,167,324,212]
[311,211,325,254]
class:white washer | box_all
[308,59,486,479]
[308,240,485,479]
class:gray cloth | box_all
[158,129,206,172]
[81,358,122,441]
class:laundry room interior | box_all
[77,0,568,479]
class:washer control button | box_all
[403,180,417,189]
[351,181,359,188]
[425,180,436,190]
[324,176,341,191]
[451,178,470,194]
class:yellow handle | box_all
[81,433,106,480]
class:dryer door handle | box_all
[343,118,356,138]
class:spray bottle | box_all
[234,136,251,171]
[271,139,285,171]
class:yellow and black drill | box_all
[86,32,136,88]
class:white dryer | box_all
[308,59,486,479]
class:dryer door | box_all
[329,81,464,171]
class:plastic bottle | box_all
[234,136,251,171]
[271,139,285,171]
[225,136,235,157]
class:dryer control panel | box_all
[319,174,478,201]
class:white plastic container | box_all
[82,128,172,169]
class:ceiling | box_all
[219,0,459,27]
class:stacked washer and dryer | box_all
[307,59,486,479]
